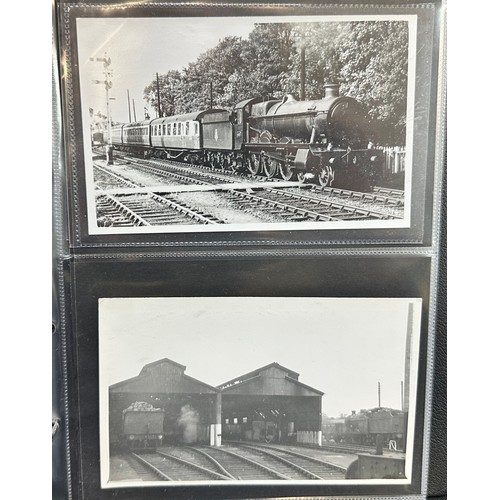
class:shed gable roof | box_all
[217,362,324,396]
[109,357,219,394]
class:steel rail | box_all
[186,447,236,479]
[155,450,231,480]
[229,443,324,480]
[200,446,292,480]
[262,187,402,220]
[131,452,174,481]
[231,442,347,475]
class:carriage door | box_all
[233,108,245,150]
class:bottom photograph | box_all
[98,297,422,488]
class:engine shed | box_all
[217,363,324,446]
[109,358,221,449]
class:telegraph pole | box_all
[300,44,306,101]
[90,53,114,165]
[295,30,308,101]
[156,72,162,117]
[127,89,131,122]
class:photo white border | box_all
[76,14,417,235]
[98,296,423,489]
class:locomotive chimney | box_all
[324,83,340,99]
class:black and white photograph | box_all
[77,14,417,234]
[98,297,422,488]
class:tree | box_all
[281,22,349,99]
[143,70,182,117]
[176,36,247,112]
[242,23,296,99]
[143,20,409,145]
[338,21,409,145]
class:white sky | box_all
[77,17,265,123]
[99,297,421,417]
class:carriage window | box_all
[194,122,199,136]
[163,124,166,135]
[179,123,184,136]
[173,123,177,135]
[185,122,190,135]
[167,124,171,135]
[233,418,238,424]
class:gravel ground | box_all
[94,159,405,223]
[173,191,283,224]
[287,186,405,219]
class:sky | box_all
[77,17,265,123]
[99,297,421,418]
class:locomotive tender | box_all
[121,401,165,451]
[110,84,384,190]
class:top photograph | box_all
[59,4,443,242]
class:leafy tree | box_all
[143,20,409,145]
[244,23,295,97]
[176,36,247,112]
[281,22,349,99]
[144,70,182,117]
[338,21,409,144]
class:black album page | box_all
[53,1,446,499]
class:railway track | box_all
[130,451,231,481]
[109,453,160,481]
[96,192,225,226]
[225,442,347,480]
[373,186,405,198]
[94,164,226,227]
[122,155,404,209]
[109,442,351,482]
[310,185,404,207]
[228,186,398,222]
[194,445,290,480]
[94,159,402,226]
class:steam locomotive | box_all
[121,401,165,451]
[323,407,407,450]
[109,84,384,190]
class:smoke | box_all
[177,405,200,444]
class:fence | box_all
[381,146,406,174]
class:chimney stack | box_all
[324,83,340,99]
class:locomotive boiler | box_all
[243,84,382,188]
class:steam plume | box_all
[177,405,199,444]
